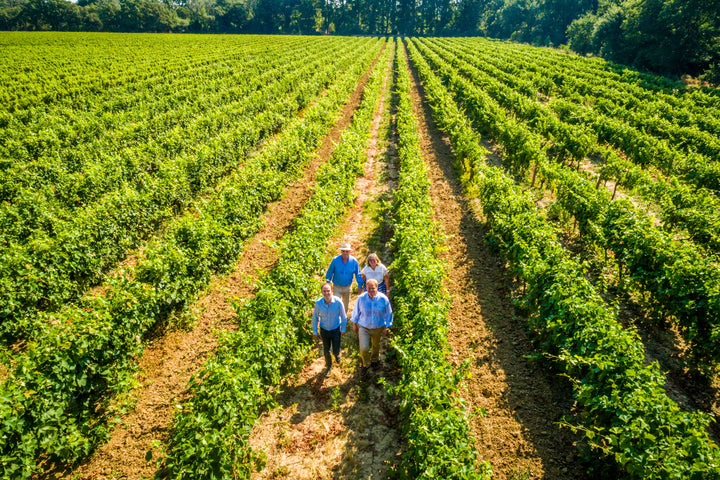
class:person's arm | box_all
[351,296,360,333]
[383,297,393,336]
[361,273,367,290]
[354,259,363,292]
[383,272,390,295]
[325,258,335,283]
[339,302,348,335]
[312,303,320,339]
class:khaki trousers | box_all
[358,325,384,366]
[333,284,351,314]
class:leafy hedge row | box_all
[0,39,335,217]
[432,37,720,194]
[421,38,595,166]
[0,34,290,112]
[160,40,392,480]
[550,98,720,193]
[389,42,491,480]
[422,38,720,258]
[413,38,720,371]
[538,161,720,368]
[0,40,366,343]
[588,146,720,257]
[0,39,383,480]
[2,40,289,187]
[407,37,720,479]
[442,37,720,138]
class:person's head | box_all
[340,243,352,260]
[367,253,380,268]
[366,279,379,298]
[321,282,333,301]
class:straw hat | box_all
[339,243,352,251]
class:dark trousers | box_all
[320,327,342,367]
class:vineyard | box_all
[1,32,719,479]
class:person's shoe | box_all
[360,366,369,378]
[334,355,341,365]
[325,365,332,375]
[370,360,381,370]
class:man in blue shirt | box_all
[312,283,347,373]
[325,243,363,315]
[351,279,393,376]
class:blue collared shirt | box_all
[325,255,362,288]
[351,292,393,329]
[312,295,347,335]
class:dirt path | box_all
[57,55,379,480]
[404,44,588,480]
[247,49,401,480]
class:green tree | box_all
[622,0,720,74]
[454,0,480,34]
[20,0,85,30]
[216,0,252,32]
[0,0,26,29]
[116,0,179,31]
[566,11,596,53]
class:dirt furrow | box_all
[248,50,401,480]
[405,44,588,480]
[58,57,375,480]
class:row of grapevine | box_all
[587,147,720,257]
[160,40,393,479]
[425,38,720,259]
[537,160,720,368]
[406,37,720,479]
[462,37,720,131]
[412,38,720,370]
[0,39,369,343]
[420,39,593,165]
[0,39,383,480]
[390,43,490,479]
[438,38,720,193]
[0,38,345,231]
[0,39,344,241]
[0,33,303,112]
[418,39,720,258]
[0,39,337,189]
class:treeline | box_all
[1,0,718,81]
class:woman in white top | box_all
[361,253,390,296]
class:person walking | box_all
[312,283,347,374]
[361,253,390,296]
[325,243,362,315]
[351,278,392,377]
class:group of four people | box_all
[312,243,392,376]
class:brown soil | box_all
[248,48,400,480]
[53,50,383,480]
[405,44,588,480]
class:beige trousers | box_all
[358,325,384,366]
[333,284,351,314]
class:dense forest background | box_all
[1,0,719,81]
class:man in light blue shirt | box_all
[351,279,392,376]
[312,283,347,373]
[325,243,363,315]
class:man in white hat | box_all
[325,242,362,315]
